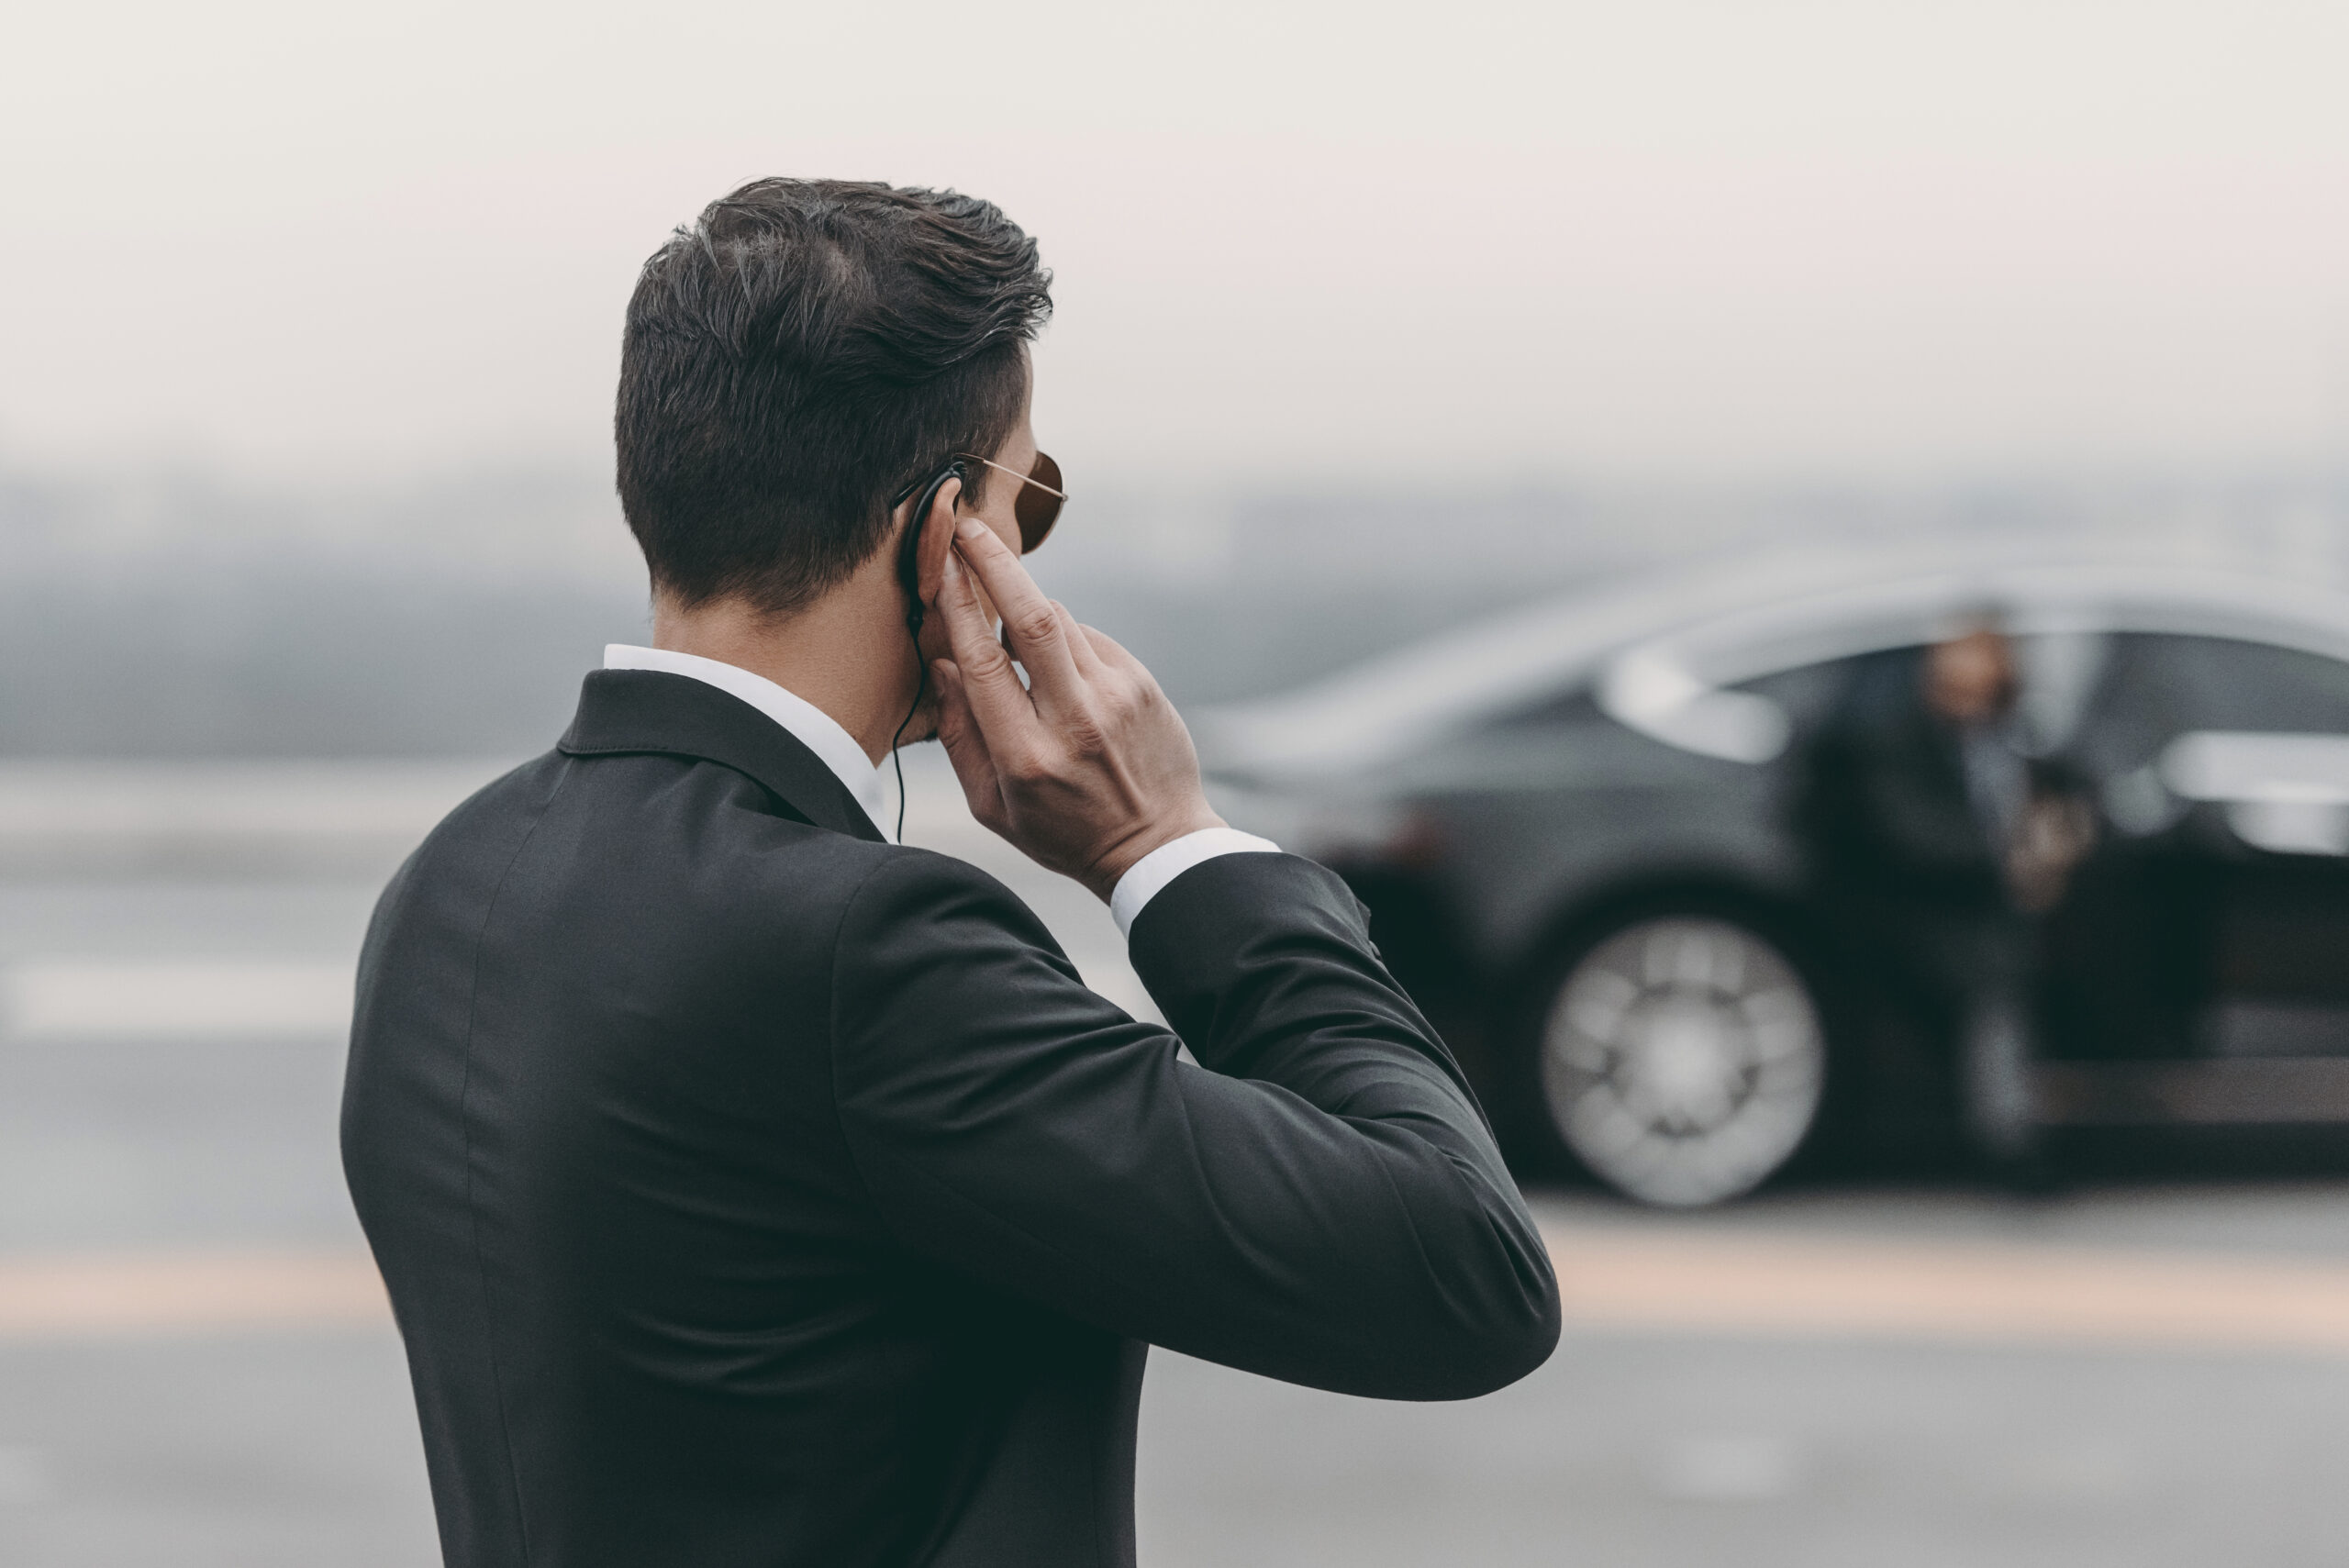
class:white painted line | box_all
[2,962,355,1039]
[0,759,513,837]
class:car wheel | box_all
[1539,915,1826,1207]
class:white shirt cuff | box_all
[1108,828,1282,939]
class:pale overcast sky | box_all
[5,0,2347,488]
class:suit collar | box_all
[558,669,890,844]
[598,643,887,821]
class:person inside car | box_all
[1790,615,2095,1181]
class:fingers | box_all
[1053,601,1106,679]
[1074,622,1144,676]
[1075,624,1163,706]
[930,659,1006,829]
[952,518,1081,706]
[923,556,1215,892]
[935,543,1040,748]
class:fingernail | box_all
[954,517,986,541]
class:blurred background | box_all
[7,1,2349,1563]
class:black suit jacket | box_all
[342,670,1559,1568]
[1792,647,2009,908]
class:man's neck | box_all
[649,555,913,765]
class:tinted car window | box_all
[1738,658,1858,737]
[2075,635,2349,777]
[1495,685,1608,729]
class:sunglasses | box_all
[893,450,1067,555]
[965,450,1066,553]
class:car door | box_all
[2041,633,2349,1113]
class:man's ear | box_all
[914,475,962,608]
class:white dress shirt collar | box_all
[600,645,1284,934]
[602,644,893,841]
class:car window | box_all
[2076,635,2349,776]
[1493,685,1608,730]
[1736,658,1856,736]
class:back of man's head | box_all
[617,179,1052,616]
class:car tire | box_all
[1535,913,1828,1207]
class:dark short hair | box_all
[616,178,1052,614]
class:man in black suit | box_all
[342,178,1558,1567]
[1791,620,2091,1173]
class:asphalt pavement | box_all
[5,756,2349,1566]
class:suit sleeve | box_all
[826,849,1559,1401]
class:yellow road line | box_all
[0,1252,387,1340]
[1542,1224,2349,1355]
[7,1229,2349,1354]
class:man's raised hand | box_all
[929,515,1223,900]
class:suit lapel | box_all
[557,670,889,844]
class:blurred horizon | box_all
[3,450,2346,757]
[9,0,2348,758]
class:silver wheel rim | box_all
[1541,917,1824,1207]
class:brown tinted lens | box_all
[1017,450,1064,553]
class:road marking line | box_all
[1,962,355,1039]
[0,1253,386,1340]
[1542,1224,2349,1354]
[8,1228,2349,1353]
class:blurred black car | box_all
[1199,542,2349,1206]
